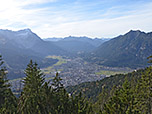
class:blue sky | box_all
[0,0,152,38]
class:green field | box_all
[10,56,67,82]
[42,56,67,74]
[95,70,128,76]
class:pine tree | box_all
[135,66,152,114]
[0,55,17,113]
[51,72,71,114]
[119,79,137,114]
[2,89,17,113]
[52,72,64,92]
[18,60,45,114]
[41,81,54,114]
[0,55,8,108]
[102,87,123,114]
[134,56,152,114]
[93,86,109,113]
[70,92,93,114]
[102,79,137,114]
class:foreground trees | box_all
[18,60,45,113]
[135,66,152,114]
[18,60,92,114]
[0,55,17,113]
[98,57,152,114]
[0,54,152,114]
[102,80,137,114]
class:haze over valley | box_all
[0,0,152,113]
[0,28,151,90]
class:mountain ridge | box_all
[44,36,110,53]
[84,30,152,68]
[0,28,67,79]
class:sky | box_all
[0,0,152,38]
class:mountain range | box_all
[44,36,109,53]
[0,29,66,79]
[0,28,152,79]
[85,30,152,68]
[0,29,106,79]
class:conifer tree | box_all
[136,67,152,114]
[18,60,45,114]
[71,92,93,114]
[102,87,123,114]
[102,79,137,114]
[52,72,64,92]
[0,55,8,108]
[93,87,109,113]
[51,72,71,114]
[41,81,54,114]
[0,55,17,113]
[134,56,152,114]
[119,79,137,114]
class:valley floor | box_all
[10,56,133,92]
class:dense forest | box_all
[83,30,152,68]
[0,54,152,114]
[67,69,144,101]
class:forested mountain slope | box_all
[1,55,152,114]
[85,30,152,68]
[67,68,144,100]
[0,29,65,79]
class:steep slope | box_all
[86,30,152,68]
[0,29,65,56]
[0,29,66,79]
[0,29,42,48]
[0,30,41,69]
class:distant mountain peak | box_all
[66,36,88,39]
[0,28,32,33]
[123,30,146,39]
[18,28,32,33]
[23,28,32,32]
[91,30,152,68]
[0,28,42,48]
[129,30,141,32]
[127,30,146,34]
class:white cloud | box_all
[0,0,57,8]
[0,0,152,38]
[19,0,57,4]
[33,2,152,38]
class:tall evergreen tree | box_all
[119,79,137,114]
[135,67,152,114]
[51,72,71,114]
[102,87,123,114]
[93,87,109,113]
[102,79,137,114]
[0,55,17,114]
[18,60,45,114]
[0,55,8,108]
[52,72,64,92]
[134,56,152,114]
[41,81,54,113]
